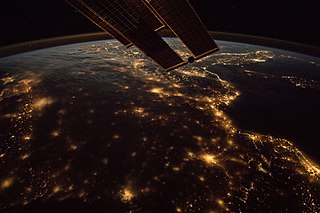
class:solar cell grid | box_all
[145,0,219,59]
[66,0,131,46]
[65,0,219,71]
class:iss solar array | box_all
[65,0,219,71]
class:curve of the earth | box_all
[0,35,319,212]
[0,31,319,58]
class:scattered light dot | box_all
[113,134,120,139]
[150,87,163,94]
[25,187,32,193]
[52,186,61,193]
[20,153,30,160]
[140,187,151,194]
[64,164,71,171]
[33,97,54,111]
[78,190,86,198]
[51,130,60,137]
[200,153,218,166]
[1,178,14,190]
[199,176,205,182]
[102,158,109,165]
[23,135,31,141]
[69,144,78,151]
[227,140,234,146]
[187,152,194,157]
[68,185,74,191]
[193,135,203,142]
[120,187,135,202]
[216,198,225,207]
[172,167,180,172]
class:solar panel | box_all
[65,0,219,71]
[65,0,131,47]
[126,0,166,32]
[144,0,219,60]
[74,0,185,71]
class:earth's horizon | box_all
[0,36,319,212]
[1,31,319,59]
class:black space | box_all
[0,0,320,47]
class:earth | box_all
[0,36,319,212]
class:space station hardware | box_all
[65,0,219,71]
